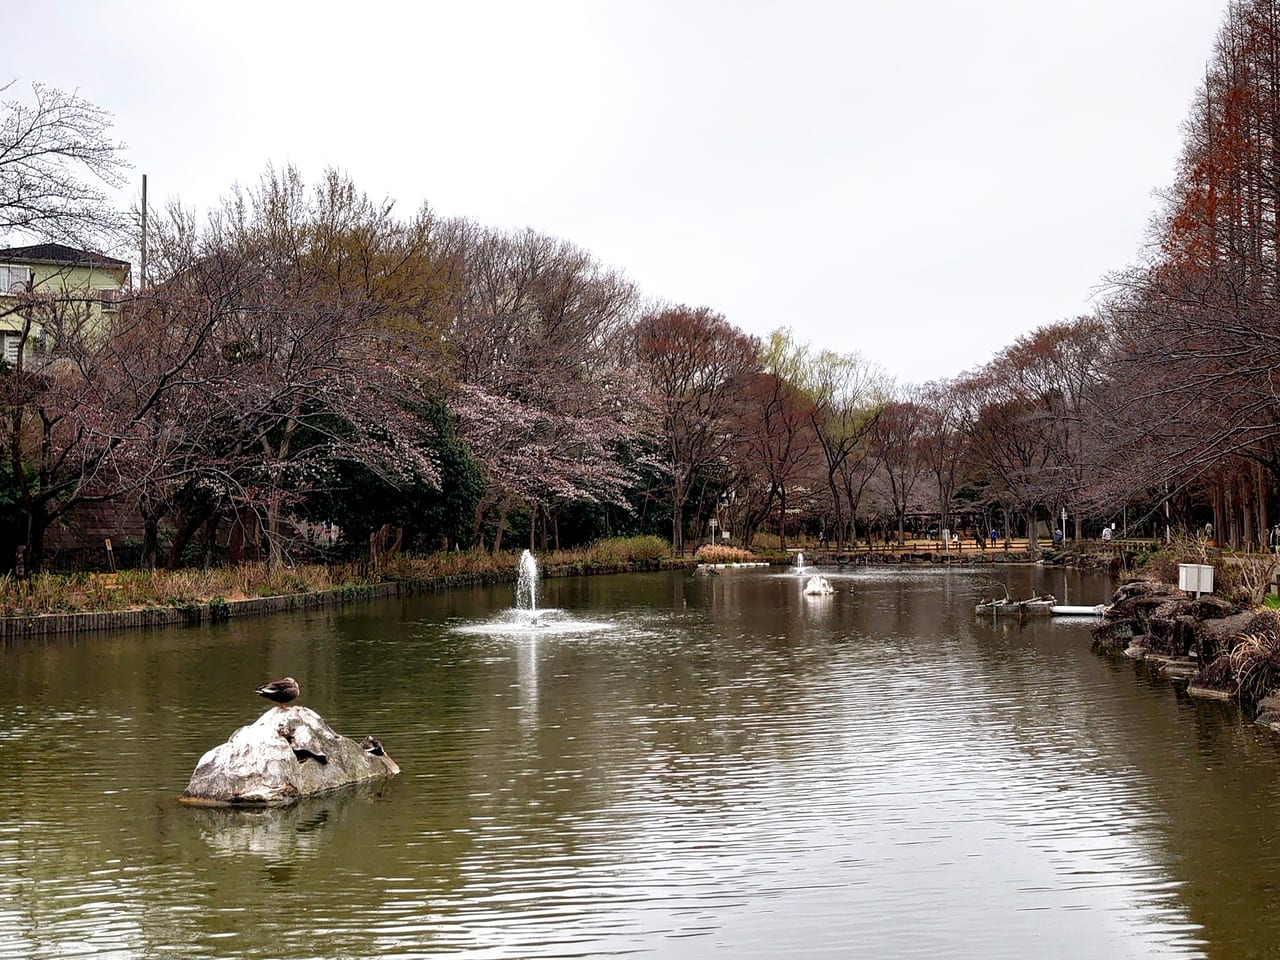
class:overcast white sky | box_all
[7,1,1225,383]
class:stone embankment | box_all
[1091,579,1280,727]
[0,582,407,640]
[0,558,698,641]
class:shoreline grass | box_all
[0,536,693,618]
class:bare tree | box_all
[765,329,883,550]
[996,317,1112,538]
[868,397,929,545]
[0,82,129,247]
[733,363,819,551]
[634,305,759,554]
[918,380,965,539]
[0,271,225,571]
[953,363,1058,553]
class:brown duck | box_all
[255,676,300,709]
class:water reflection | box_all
[450,608,615,638]
[186,780,395,862]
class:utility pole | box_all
[140,173,147,292]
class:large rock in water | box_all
[180,706,399,806]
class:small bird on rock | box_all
[361,735,385,757]
[255,676,300,709]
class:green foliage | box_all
[309,397,483,552]
[208,596,230,622]
[0,460,31,565]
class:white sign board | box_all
[1178,563,1215,594]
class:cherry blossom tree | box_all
[443,223,638,550]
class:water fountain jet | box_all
[516,549,540,616]
[452,549,614,637]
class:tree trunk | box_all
[141,518,160,571]
[167,511,206,570]
[471,495,497,551]
[827,470,845,551]
[1258,461,1269,548]
[265,493,284,571]
[228,515,244,564]
[671,486,685,555]
[200,514,221,568]
[26,504,48,575]
[228,508,261,564]
[493,498,510,554]
[777,483,788,550]
[1242,467,1256,550]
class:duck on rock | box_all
[255,677,300,709]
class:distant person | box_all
[990,528,998,547]
[1053,529,1063,545]
[1271,524,1280,555]
[1101,526,1112,543]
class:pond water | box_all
[1,564,1279,959]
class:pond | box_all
[1,563,1278,959]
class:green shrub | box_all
[209,596,231,623]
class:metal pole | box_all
[140,173,148,292]
[1165,483,1171,543]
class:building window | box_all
[99,289,120,312]
[1,333,21,366]
[0,265,31,295]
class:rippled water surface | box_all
[3,565,1280,958]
